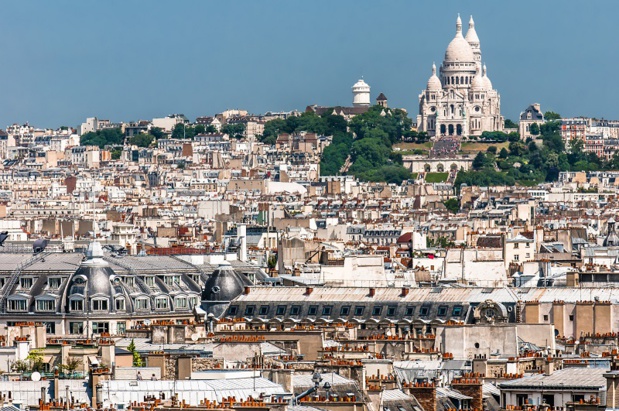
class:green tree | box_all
[128,339,143,367]
[544,111,562,121]
[59,358,82,377]
[504,119,518,129]
[111,148,122,160]
[150,127,165,140]
[498,147,509,159]
[221,123,246,139]
[486,145,497,154]
[443,198,460,214]
[26,349,44,372]
[529,123,540,136]
[129,134,154,148]
[80,128,124,148]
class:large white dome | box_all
[444,15,475,63]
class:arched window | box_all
[456,77,459,85]
[448,124,454,135]
[440,125,446,135]
[437,163,445,172]
[424,164,431,172]
[457,124,463,136]
[461,76,464,84]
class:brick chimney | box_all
[368,288,376,297]
[401,287,409,297]
[406,382,436,411]
[305,287,313,295]
[243,286,250,295]
[452,374,483,410]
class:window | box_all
[69,299,84,311]
[189,297,198,308]
[525,242,530,248]
[259,305,269,316]
[125,277,135,287]
[543,315,549,321]
[276,305,286,316]
[145,276,155,287]
[175,297,187,309]
[245,305,255,316]
[228,305,238,316]
[405,306,415,317]
[117,322,126,334]
[135,298,149,310]
[290,305,301,316]
[92,322,109,334]
[525,253,530,258]
[8,299,27,312]
[569,314,574,321]
[437,306,448,317]
[69,322,84,334]
[354,306,365,316]
[340,306,351,316]
[452,305,463,317]
[155,297,169,310]
[48,278,61,289]
[164,275,181,286]
[115,298,126,311]
[36,299,56,312]
[308,305,318,316]
[514,255,520,261]
[45,322,56,334]
[387,306,397,317]
[20,278,33,289]
[513,243,519,249]
[92,299,108,311]
[420,306,430,316]
[372,306,383,316]
[322,306,333,316]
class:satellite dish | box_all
[191,333,199,342]
[143,319,151,326]
[31,371,41,382]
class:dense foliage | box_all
[129,133,155,148]
[455,116,616,187]
[80,128,124,148]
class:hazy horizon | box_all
[0,0,616,128]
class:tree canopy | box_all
[80,128,124,148]
[129,133,155,148]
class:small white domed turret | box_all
[471,66,485,91]
[352,78,371,107]
[482,64,493,90]
[427,63,442,91]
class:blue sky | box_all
[0,1,615,128]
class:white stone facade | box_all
[417,15,503,138]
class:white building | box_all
[352,79,371,107]
[417,15,503,138]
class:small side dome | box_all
[482,64,493,90]
[471,67,485,91]
[202,262,251,302]
[427,63,442,91]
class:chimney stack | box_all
[401,287,409,297]
[369,288,376,297]
[243,286,251,295]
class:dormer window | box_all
[115,298,126,311]
[20,278,33,289]
[135,297,149,310]
[8,299,27,312]
[175,297,187,309]
[70,299,84,312]
[145,277,155,287]
[48,278,61,289]
[155,297,169,310]
[36,299,56,312]
[92,299,109,311]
